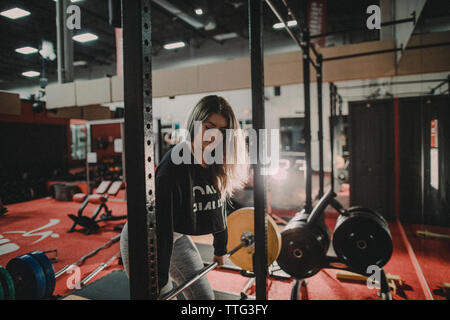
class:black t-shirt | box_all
[155,141,228,288]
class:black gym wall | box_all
[0,122,68,204]
[349,94,450,227]
[398,97,422,224]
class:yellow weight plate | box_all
[226,207,281,271]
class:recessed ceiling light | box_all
[0,8,31,20]
[273,20,297,30]
[73,33,98,43]
[74,60,88,67]
[22,71,40,78]
[15,46,39,55]
[195,8,203,15]
[52,0,84,3]
[213,32,238,41]
[163,41,186,50]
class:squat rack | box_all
[121,0,437,300]
[121,0,276,300]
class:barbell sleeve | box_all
[307,189,336,225]
[240,277,255,299]
[80,251,121,286]
[161,241,247,300]
[55,265,71,278]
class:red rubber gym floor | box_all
[0,197,448,300]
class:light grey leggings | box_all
[120,222,215,300]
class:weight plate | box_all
[347,206,389,229]
[332,208,393,272]
[0,276,4,300]
[29,251,55,299]
[6,254,47,300]
[0,265,15,300]
[277,221,330,279]
[227,207,281,271]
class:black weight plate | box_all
[332,211,393,272]
[6,254,47,300]
[0,265,15,300]
[277,223,330,279]
[347,206,389,229]
[29,251,55,299]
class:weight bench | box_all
[68,181,126,235]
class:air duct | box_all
[152,0,207,30]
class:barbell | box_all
[161,207,282,300]
[161,232,253,300]
[164,195,393,299]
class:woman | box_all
[120,95,248,299]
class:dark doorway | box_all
[349,99,395,220]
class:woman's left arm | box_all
[212,228,228,265]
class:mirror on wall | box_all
[341,64,449,299]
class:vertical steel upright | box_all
[329,83,336,193]
[248,0,268,300]
[123,0,159,300]
[317,54,324,198]
[302,27,313,214]
[120,122,127,201]
[157,119,163,163]
[84,124,90,194]
[56,0,74,83]
[448,75,450,94]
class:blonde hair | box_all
[186,95,249,201]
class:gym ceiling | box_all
[0,0,448,84]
